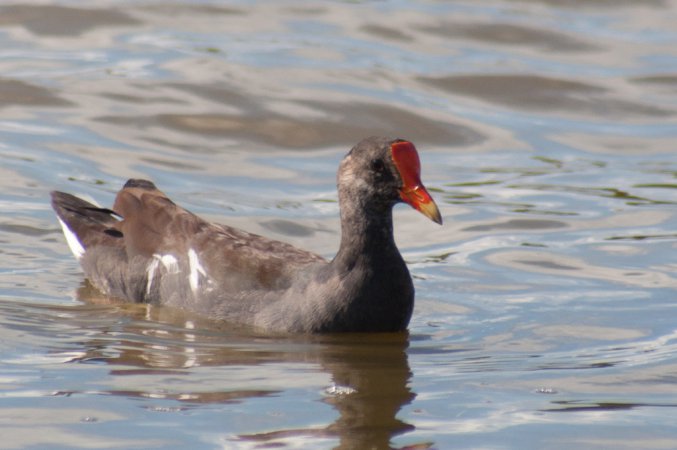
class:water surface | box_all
[1,1,676,449]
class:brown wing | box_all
[112,179,201,259]
[112,179,326,291]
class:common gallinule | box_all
[51,137,442,333]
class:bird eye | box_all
[370,159,385,173]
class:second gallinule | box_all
[51,136,442,333]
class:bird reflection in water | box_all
[73,281,432,449]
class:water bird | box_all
[51,136,442,333]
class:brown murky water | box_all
[0,1,676,449]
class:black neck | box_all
[332,196,398,273]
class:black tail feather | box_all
[51,191,124,250]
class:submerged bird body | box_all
[51,137,442,333]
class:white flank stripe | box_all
[57,218,85,260]
[145,257,160,295]
[146,254,179,296]
[159,254,179,273]
[187,248,207,293]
